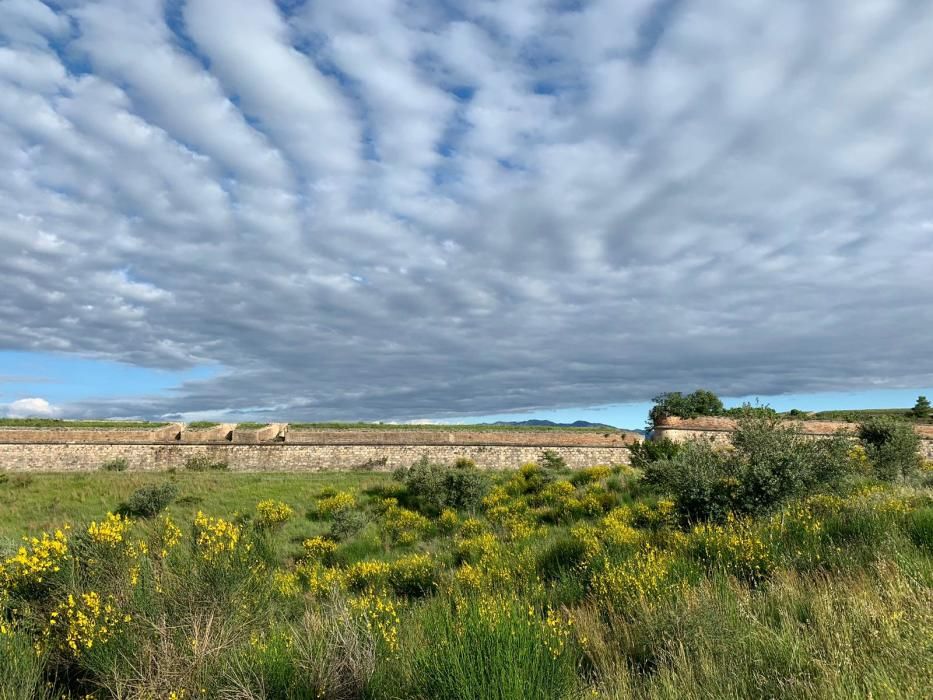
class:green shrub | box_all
[537,449,567,472]
[328,508,367,541]
[123,483,178,517]
[628,438,681,480]
[650,441,741,523]
[536,535,587,581]
[654,414,854,522]
[100,457,128,472]
[183,454,229,472]
[730,413,852,512]
[394,456,489,514]
[858,417,922,481]
[388,554,438,597]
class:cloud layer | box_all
[1,0,932,421]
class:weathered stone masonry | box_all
[0,426,637,472]
[652,416,933,460]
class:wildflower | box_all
[86,512,133,549]
[437,508,459,533]
[255,499,294,529]
[382,503,429,546]
[592,544,675,610]
[302,536,338,561]
[343,560,391,591]
[193,511,240,562]
[388,554,437,596]
[689,515,773,584]
[48,591,129,657]
[272,570,301,597]
[295,561,344,597]
[155,515,182,559]
[349,589,400,654]
[316,491,356,518]
[0,527,70,592]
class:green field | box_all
[0,471,389,543]
[2,421,932,699]
[804,407,933,424]
[0,418,169,429]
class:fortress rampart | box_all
[652,416,933,460]
[0,424,639,472]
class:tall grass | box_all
[1,450,931,698]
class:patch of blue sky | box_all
[0,351,219,404]
[451,388,933,430]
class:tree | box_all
[858,417,922,481]
[910,395,931,420]
[648,389,724,428]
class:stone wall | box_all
[283,428,637,447]
[0,443,630,472]
[652,416,933,459]
[0,424,183,444]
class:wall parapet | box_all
[651,415,933,460]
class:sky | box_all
[1,0,932,428]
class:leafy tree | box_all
[648,389,724,427]
[910,395,931,420]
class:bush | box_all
[650,440,741,523]
[858,417,922,481]
[536,535,587,581]
[537,450,567,472]
[730,413,853,511]
[628,438,681,479]
[123,483,178,517]
[653,414,854,522]
[395,457,490,514]
[328,509,367,542]
[184,454,228,472]
[100,457,128,472]
[388,554,438,597]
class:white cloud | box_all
[0,0,932,421]
[4,397,59,418]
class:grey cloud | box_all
[0,0,932,422]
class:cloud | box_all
[0,0,932,421]
[4,397,59,418]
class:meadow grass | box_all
[0,418,169,429]
[1,458,930,699]
[0,471,390,545]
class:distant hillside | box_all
[487,419,644,434]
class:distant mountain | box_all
[486,419,640,432]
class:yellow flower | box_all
[349,589,400,654]
[193,511,241,562]
[255,499,294,528]
[48,591,129,657]
[592,544,675,609]
[302,536,338,561]
[87,512,133,549]
[0,527,70,592]
[316,491,356,518]
[382,503,429,546]
[272,570,301,597]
